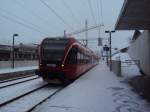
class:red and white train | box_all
[36,37,99,83]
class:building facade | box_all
[0,44,38,61]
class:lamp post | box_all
[105,30,115,71]
[85,19,88,47]
[12,34,19,68]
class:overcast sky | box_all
[0,0,133,50]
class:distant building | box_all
[0,43,38,61]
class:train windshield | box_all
[41,38,69,65]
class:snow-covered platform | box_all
[0,66,38,81]
[33,64,150,112]
[0,66,37,75]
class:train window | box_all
[77,52,81,64]
[43,38,68,45]
[80,53,83,64]
[82,54,85,64]
[65,47,78,64]
[41,38,69,65]
[42,48,64,65]
[42,50,63,64]
[43,44,66,50]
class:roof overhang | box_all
[115,0,150,30]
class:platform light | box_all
[12,33,19,69]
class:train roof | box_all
[41,37,97,56]
[42,37,69,41]
[42,37,80,45]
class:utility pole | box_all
[64,30,67,37]
[98,24,101,38]
[85,19,88,47]
[97,24,102,46]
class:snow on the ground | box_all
[0,75,38,88]
[0,78,46,105]
[0,86,59,112]
[112,53,141,79]
[32,64,150,112]
[0,66,38,74]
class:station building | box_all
[115,0,150,75]
[0,43,38,61]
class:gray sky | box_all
[0,0,133,50]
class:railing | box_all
[121,59,140,67]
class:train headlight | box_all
[61,64,64,67]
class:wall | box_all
[128,30,150,75]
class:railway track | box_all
[0,85,63,112]
[0,78,47,105]
[0,77,64,112]
[0,74,36,83]
[0,75,39,89]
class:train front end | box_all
[36,37,69,83]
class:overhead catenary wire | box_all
[99,0,105,39]
[39,0,74,30]
[61,0,81,26]
[67,24,104,36]
[0,13,49,36]
[96,0,102,38]
[15,0,61,31]
[88,0,97,26]
[0,7,50,35]
[96,0,101,25]
[99,0,104,31]
[99,0,104,25]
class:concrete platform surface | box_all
[32,64,150,112]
